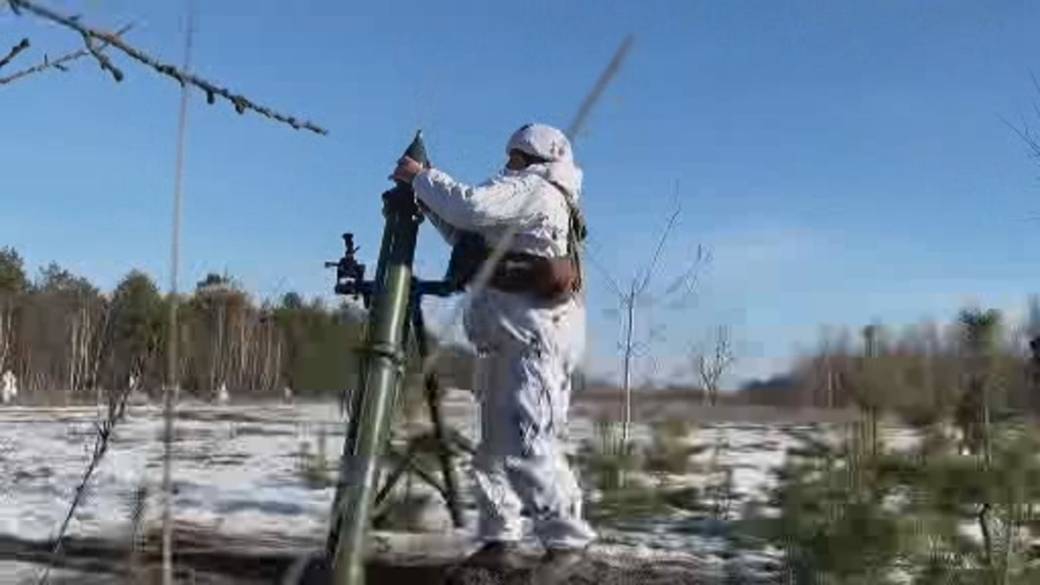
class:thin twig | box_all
[663,244,710,308]
[694,325,735,406]
[0,25,132,86]
[636,204,681,295]
[37,386,135,585]
[9,0,327,135]
[80,30,122,81]
[1001,115,1040,162]
[0,37,30,71]
[1003,71,1040,164]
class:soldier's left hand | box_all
[391,156,424,183]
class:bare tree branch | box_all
[0,25,132,86]
[1002,115,1040,163]
[37,385,135,585]
[8,0,327,135]
[694,325,735,406]
[0,37,30,71]
[1005,71,1040,168]
[663,244,710,308]
[587,183,706,449]
[636,204,681,295]
[80,30,123,82]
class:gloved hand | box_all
[391,155,424,184]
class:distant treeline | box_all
[0,246,475,399]
[576,301,1040,420]
[738,303,1040,418]
[7,243,1040,419]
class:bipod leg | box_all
[411,302,465,528]
[372,444,418,522]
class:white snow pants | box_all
[465,290,596,550]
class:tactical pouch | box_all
[444,231,580,301]
[490,253,579,300]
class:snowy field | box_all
[0,394,868,582]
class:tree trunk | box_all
[620,291,635,449]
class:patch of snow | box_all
[0,397,879,583]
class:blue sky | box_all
[3,1,1040,386]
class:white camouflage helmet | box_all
[506,123,574,163]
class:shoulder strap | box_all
[544,180,587,247]
[545,180,587,294]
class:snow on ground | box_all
[0,402,346,543]
[0,396,897,582]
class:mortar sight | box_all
[325,232,370,303]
